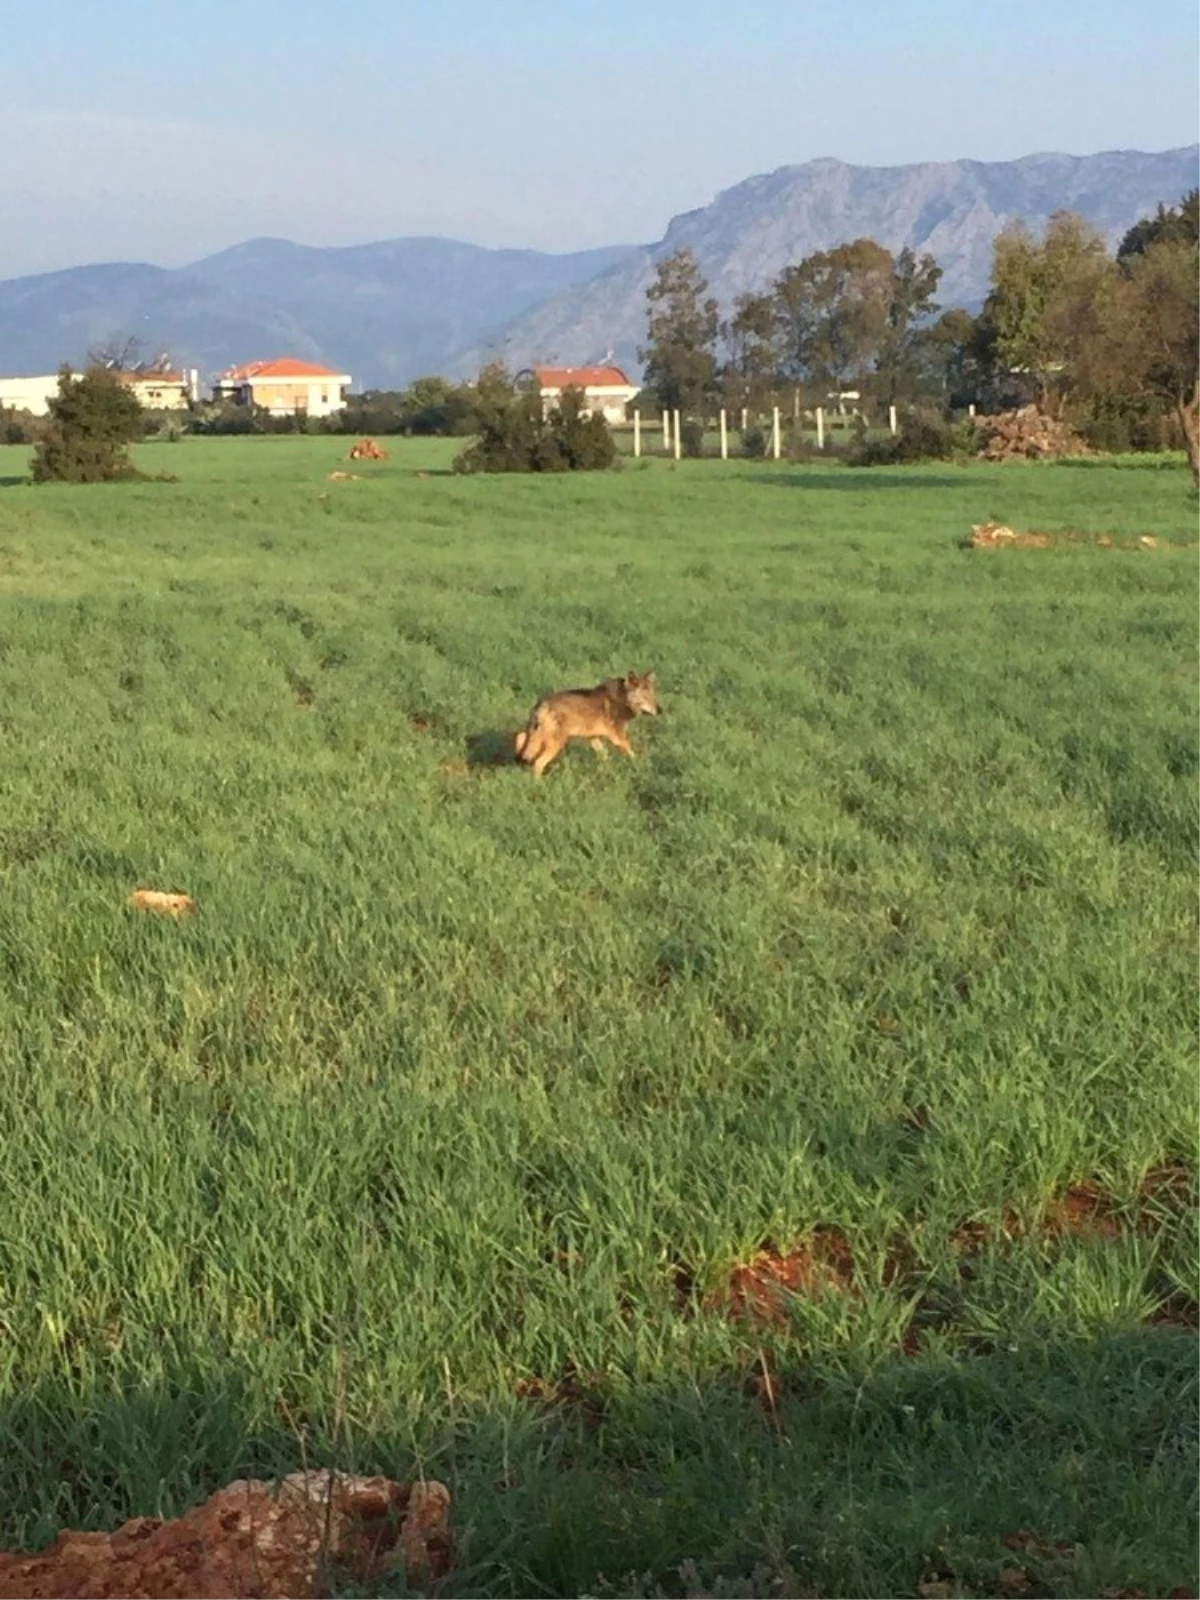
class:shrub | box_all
[0,405,46,446]
[1077,395,1181,454]
[741,425,767,458]
[680,418,705,458]
[454,386,616,474]
[31,367,145,483]
[845,409,960,466]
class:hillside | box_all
[452,145,1200,377]
[0,239,637,390]
[0,145,1194,388]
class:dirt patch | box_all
[0,1471,451,1599]
[128,889,195,918]
[1041,1181,1123,1240]
[701,1229,857,1327]
[326,470,359,481]
[966,522,1171,552]
[967,521,1056,550]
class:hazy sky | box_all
[2,0,1196,279]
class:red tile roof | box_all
[222,358,349,381]
[535,365,634,389]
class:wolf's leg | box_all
[590,738,609,759]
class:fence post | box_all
[816,407,824,450]
[719,409,728,460]
[633,410,641,458]
[673,410,682,460]
[662,410,670,454]
[772,406,781,460]
[888,404,898,435]
[968,402,976,419]
[741,407,748,431]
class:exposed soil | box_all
[701,1228,857,1327]
[965,521,1172,552]
[0,1472,451,1599]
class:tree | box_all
[639,249,719,415]
[720,291,780,411]
[31,365,145,483]
[1083,236,1200,481]
[1117,189,1199,264]
[772,239,894,392]
[875,247,943,404]
[979,211,1109,411]
[453,385,615,474]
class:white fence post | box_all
[719,409,728,460]
[741,407,748,431]
[673,410,682,460]
[968,402,976,419]
[662,410,670,453]
[633,410,641,457]
[816,407,825,450]
[772,406,781,460]
[889,404,898,435]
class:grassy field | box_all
[0,436,1196,1598]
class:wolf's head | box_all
[623,671,661,717]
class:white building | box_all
[527,364,639,424]
[0,375,62,416]
[213,358,352,417]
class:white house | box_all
[526,364,639,424]
[0,375,62,415]
[213,358,352,417]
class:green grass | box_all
[0,436,1196,1598]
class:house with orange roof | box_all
[523,364,639,424]
[213,357,352,418]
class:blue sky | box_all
[1,0,1196,277]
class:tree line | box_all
[638,190,1199,476]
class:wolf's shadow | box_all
[466,729,521,769]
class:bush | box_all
[0,405,45,446]
[31,366,146,483]
[680,418,705,458]
[741,425,767,458]
[845,409,960,466]
[454,387,616,474]
[1077,395,1181,454]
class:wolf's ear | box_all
[645,670,656,686]
[625,670,637,685]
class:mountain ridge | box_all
[0,145,1194,389]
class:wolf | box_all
[514,671,660,776]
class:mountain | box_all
[451,145,1200,378]
[0,146,1195,389]
[0,239,638,390]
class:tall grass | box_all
[0,438,1196,1596]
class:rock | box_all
[0,1471,451,1599]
